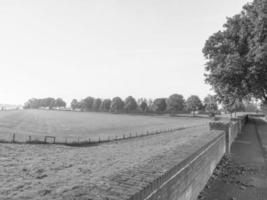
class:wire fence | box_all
[0,125,206,147]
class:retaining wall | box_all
[106,131,226,200]
[139,132,226,200]
[209,115,248,153]
[124,115,248,200]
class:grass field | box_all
[0,110,210,143]
[0,109,214,199]
[0,126,218,200]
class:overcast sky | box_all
[0,0,250,105]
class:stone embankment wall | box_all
[209,115,248,153]
[125,115,248,200]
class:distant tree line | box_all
[24,98,66,109]
[69,94,219,115]
[24,94,259,115]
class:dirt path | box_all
[198,120,267,200]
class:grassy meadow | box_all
[0,109,210,143]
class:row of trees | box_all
[24,98,66,109]
[24,94,258,115]
[203,0,267,111]
[70,94,219,115]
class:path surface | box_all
[199,119,267,200]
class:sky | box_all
[0,0,251,105]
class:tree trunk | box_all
[262,101,267,118]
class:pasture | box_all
[0,110,210,143]
[0,125,214,200]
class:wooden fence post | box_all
[12,133,15,143]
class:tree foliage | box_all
[203,95,218,113]
[71,99,80,110]
[100,99,112,112]
[223,98,245,115]
[186,95,203,112]
[243,100,259,112]
[24,97,65,109]
[166,94,185,114]
[203,0,267,105]
[54,98,66,108]
[92,98,102,111]
[110,97,124,113]
[153,98,167,113]
[139,100,148,113]
[82,96,94,111]
[124,96,137,113]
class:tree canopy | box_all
[223,98,245,115]
[153,98,167,113]
[139,100,148,113]
[54,98,66,108]
[166,94,185,114]
[71,99,80,110]
[110,97,124,113]
[186,95,203,112]
[203,0,267,105]
[203,95,218,113]
[24,97,66,109]
[100,99,112,112]
[124,96,138,113]
[82,96,94,111]
[92,98,102,111]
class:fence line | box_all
[0,124,206,147]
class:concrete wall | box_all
[209,115,248,154]
[111,115,248,200]
[125,132,226,200]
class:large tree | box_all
[82,96,94,111]
[71,99,81,110]
[139,100,148,113]
[23,97,61,110]
[100,99,112,112]
[42,97,56,109]
[153,98,167,113]
[203,95,218,115]
[54,98,66,108]
[223,98,245,116]
[124,96,138,113]
[203,0,267,107]
[186,95,203,114]
[166,94,185,114]
[110,97,124,113]
[92,98,102,111]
